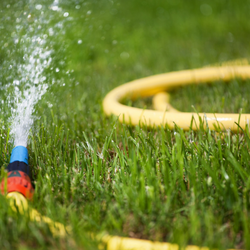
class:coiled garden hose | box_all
[103,65,250,131]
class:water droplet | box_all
[48,103,53,108]
[13,80,20,85]
[78,39,82,44]
[87,10,92,15]
[55,68,60,72]
[63,12,69,17]
[49,28,54,36]
[51,6,61,11]
[35,4,43,10]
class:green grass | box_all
[1,0,250,249]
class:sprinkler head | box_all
[1,146,34,199]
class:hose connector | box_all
[1,146,34,199]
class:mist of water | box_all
[4,0,67,147]
[10,38,51,147]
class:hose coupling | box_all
[1,146,34,199]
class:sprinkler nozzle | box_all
[1,146,34,199]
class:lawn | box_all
[0,0,250,249]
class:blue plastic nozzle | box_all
[10,146,28,165]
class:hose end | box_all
[1,146,34,199]
[1,171,34,199]
[10,146,28,165]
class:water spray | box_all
[0,146,34,199]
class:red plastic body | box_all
[0,170,34,199]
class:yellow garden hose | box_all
[103,65,250,131]
[7,192,70,237]
[6,180,236,250]
[5,191,214,250]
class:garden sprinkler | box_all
[0,146,34,199]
